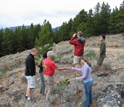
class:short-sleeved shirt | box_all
[42,58,58,76]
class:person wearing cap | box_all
[69,56,93,107]
[38,51,47,95]
[69,31,86,77]
[25,48,37,100]
[42,51,67,100]
[97,34,106,76]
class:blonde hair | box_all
[31,48,37,52]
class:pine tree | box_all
[71,9,87,32]
[85,9,94,37]
[93,2,101,35]
[35,20,53,58]
[100,2,111,34]
[0,29,3,57]
[2,28,14,55]
[108,8,119,34]
[28,23,35,48]
[117,1,124,33]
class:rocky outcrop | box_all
[0,99,11,107]
[97,84,124,107]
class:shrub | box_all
[0,67,8,79]
[85,52,97,60]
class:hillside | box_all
[0,34,124,107]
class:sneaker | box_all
[97,73,103,77]
[27,97,31,101]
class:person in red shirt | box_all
[42,51,67,100]
[70,31,86,77]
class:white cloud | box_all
[0,0,123,28]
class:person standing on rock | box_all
[69,56,93,107]
[69,31,86,77]
[97,34,106,76]
[25,48,37,100]
[38,51,47,95]
[42,51,67,101]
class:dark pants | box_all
[39,72,45,94]
[83,81,93,107]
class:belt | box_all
[83,78,93,83]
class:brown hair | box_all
[77,31,83,37]
[81,56,91,67]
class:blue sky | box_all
[0,0,123,29]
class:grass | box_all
[85,52,97,59]
[0,67,8,79]
[8,72,18,77]
[0,67,18,79]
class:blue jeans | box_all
[83,80,93,107]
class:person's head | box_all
[47,51,54,59]
[81,55,91,67]
[100,34,106,41]
[77,31,83,38]
[31,48,37,56]
[43,51,47,59]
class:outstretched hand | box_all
[65,67,73,70]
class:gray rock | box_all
[0,99,11,107]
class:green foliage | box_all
[0,67,8,79]
[35,20,53,58]
[116,2,124,33]
[8,72,18,77]
[108,8,119,34]
[85,52,97,60]
[57,78,69,87]
[100,2,111,34]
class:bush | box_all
[0,67,8,78]
[85,52,97,60]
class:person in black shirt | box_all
[25,48,37,100]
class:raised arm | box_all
[69,34,77,44]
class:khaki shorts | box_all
[26,76,35,88]
[73,56,81,65]
[97,56,105,66]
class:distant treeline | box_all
[0,2,124,57]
